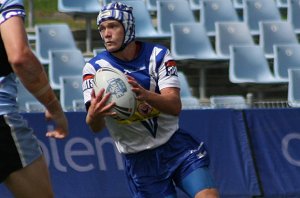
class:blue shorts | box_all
[0,113,42,183]
[124,129,216,198]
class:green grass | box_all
[23,0,90,30]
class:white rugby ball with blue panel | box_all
[93,66,136,120]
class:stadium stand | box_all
[287,0,300,34]
[178,71,201,109]
[288,69,300,107]
[243,0,282,36]
[232,0,244,9]
[16,79,44,112]
[93,47,106,56]
[189,0,201,11]
[57,0,101,53]
[200,0,240,36]
[273,44,300,82]
[48,49,86,89]
[59,75,85,111]
[215,21,255,58]
[119,0,166,39]
[156,0,196,36]
[170,22,223,60]
[229,45,286,83]
[259,21,299,58]
[35,23,78,64]
[210,95,248,109]
[276,0,288,8]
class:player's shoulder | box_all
[142,41,168,51]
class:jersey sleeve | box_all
[0,0,25,25]
[157,49,180,91]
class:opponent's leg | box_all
[4,156,54,198]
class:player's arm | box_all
[86,88,116,132]
[1,16,68,138]
[127,76,181,116]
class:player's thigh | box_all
[177,166,217,198]
[4,156,53,198]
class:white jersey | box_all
[83,42,181,154]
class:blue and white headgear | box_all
[97,2,135,51]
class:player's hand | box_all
[127,75,149,101]
[45,110,69,139]
[89,88,116,119]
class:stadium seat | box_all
[215,21,255,58]
[200,0,240,36]
[229,45,285,83]
[48,49,85,89]
[57,0,101,53]
[156,0,196,36]
[170,22,224,60]
[189,0,201,11]
[276,0,288,8]
[119,0,166,39]
[145,0,157,12]
[210,95,248,109]
[287,0,300,34]
[288,69,300,107]
[59,76,85,112]
[16,79,44,112]
[244,0,282,36]
[178,71,201,109]
[93,47,106,56]
[273,44,300,82]
[232,0,244,9]
[35,23,78,64]
[259,21,298,58]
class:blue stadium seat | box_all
[157,0,196,36]
[119,0,166,39]
[244,0,282,35]
[16,79,44,112]
[232,0,244,9]
[178,72,201,109]
[215,21,255,58]
[200,0,240,36]
[276,0,288,8]
[35,23,78,64]
[48,49,85,89]
[189,0,201,11]
[170,22,224,60]
[288,69,300,107]
[93,47,106,56]
[59,76,85,112]
[259,21,298,58]
[57,0,101,53]
[273,44,300,82]
[229,45,285,83]
[145,0,157,12]
[210,95,248,109]
[287,0,300,34]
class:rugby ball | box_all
[93,66,136,120]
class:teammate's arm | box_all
[1,16,68,138]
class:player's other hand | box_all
[45,110,69,139]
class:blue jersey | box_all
[0,0,25,114]
[83,42,181,154]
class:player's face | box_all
[99,20,124,52]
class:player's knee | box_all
[194,188,219,198]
